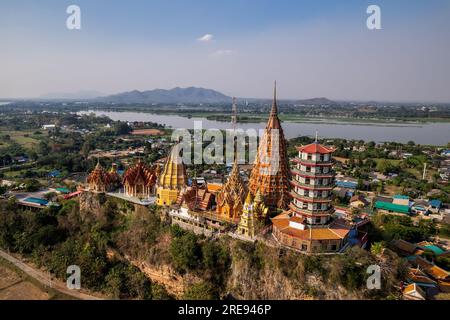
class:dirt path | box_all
[0,249,103,300]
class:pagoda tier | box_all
[156,145,188,205]
[248,82,291,209]
[290,142,335,226]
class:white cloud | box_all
[211,49,235,56]
[197,34,214,42]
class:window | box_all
[315,217,321,224]
[330,244,337,251]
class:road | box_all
[0,249,103,300]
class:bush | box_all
[183,282,217,300]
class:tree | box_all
[169,232,201,273]
[114,122,132,135]
[370,242,385,256]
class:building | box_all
[216,158,248,222]
[248,82,291,210]
[350,195,369,208]
[429,199,442,213]
[156,145,188,205]
[169,182,226,236]
[393,194,410,206]
[374,201,410,215]
[122,159,158,198]
[271,141,352,253]
[87,162,114,192]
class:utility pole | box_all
[422,162,427,180]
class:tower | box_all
[237,192,256,239]
[216,157,248,222]
[290,140,335,226]
[248,81,291,209]
[271,140,351,253]
[156,145,188,205]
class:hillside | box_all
[97,87,231,104]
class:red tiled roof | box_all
[297,143,333,154]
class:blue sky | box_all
[1,0,450,102]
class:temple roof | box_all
[176,184,214,211]
[296,143,333,154]
[271,213,351,241]
[123,160,158,187]
[87,162,111,186]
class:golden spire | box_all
[271,80,277,115]
[245,191,253,205]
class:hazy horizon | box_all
[2,0,450,103]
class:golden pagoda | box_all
[122,159,158,198]
[237,192,256,239]
[216,157,248,222]
[248,81,291,209]
[156,145,188,205]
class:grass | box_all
[0,129,42,149]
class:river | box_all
[78,110,450,146]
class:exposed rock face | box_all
[79,191,104,221]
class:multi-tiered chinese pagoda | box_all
[271,140,352,253]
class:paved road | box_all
[0,249,103,300]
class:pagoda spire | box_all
[248,82,291,209]
[271,80,278,115]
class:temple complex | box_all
[216,158,248,222]
[156,145,188,205]
[248,82,291,210]
[122,159,159,198]
[271,141,352,253]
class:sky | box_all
[1,0,450,102]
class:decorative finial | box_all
[315,131,318,143]
[271,80,278,115]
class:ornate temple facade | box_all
[87,162,118,192]
[271,141,352,253]
[248,82,291,210]
[122,160,159,198]
[216,159,248,222]
[156,146,188,205]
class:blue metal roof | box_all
[429,199,442,208]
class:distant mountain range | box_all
[97,87,231,104]
[36,87,338,105]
